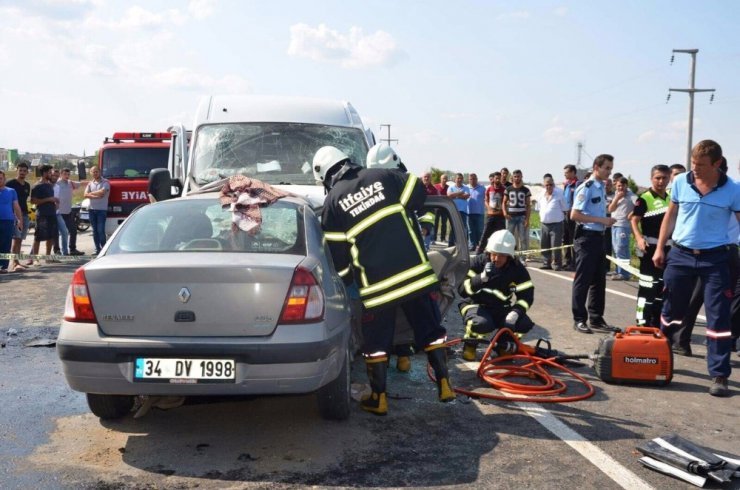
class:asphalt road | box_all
[1,233,738,489]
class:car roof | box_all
[195,95,364,128]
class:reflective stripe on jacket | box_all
[322,167,438,311]
[458,252,534,314]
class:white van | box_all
[157,95,375,206]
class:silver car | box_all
[57,193,468,421]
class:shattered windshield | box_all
[192,123,369,186]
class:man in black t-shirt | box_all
[502,169,531,260]
[30,165,59,263]
[6,161,31,270]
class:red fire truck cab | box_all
[95,132,170,236]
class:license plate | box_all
[134,358,236,383]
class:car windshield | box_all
[192,123,368,186]
[106,198,306,255]
[102,147,170,179]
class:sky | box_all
[1,0,739,185]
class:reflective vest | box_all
[639,190,671,240]
[322,167,438,311]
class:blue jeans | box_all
[89,209,107,253]
[506,215,529,253]
[611,225,631,279]
[467,214,483,249]
[449,211,468,247]
[56,214,69,255]
[0,220,14,270]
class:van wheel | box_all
[317,351,350,421]
[86,393,135,420]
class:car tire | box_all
[316,350,350,421]
[86,393,135,420]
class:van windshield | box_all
[192,123,369,186]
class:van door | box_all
[167,124,189,192]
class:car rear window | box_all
[107,199,306,255]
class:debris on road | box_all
[24,337,57,348]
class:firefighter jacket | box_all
[321,167,438,311]
[458,253,534,316]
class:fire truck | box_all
[91,132,171,236]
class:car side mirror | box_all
[148,168,179,202]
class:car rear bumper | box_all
[57,320,349,396]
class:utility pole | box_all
[379,124,398,146]
[575,142,583,168]
[668,49,715,166]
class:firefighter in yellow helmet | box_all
[314,146,455,415]
[458,229,536,361]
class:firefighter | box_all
[314,146,455,416]
[458,229,535,361]
[365,143,418,373]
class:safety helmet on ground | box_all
[366,143,404,170]
[485,229,516,256]
[313,146,350,184]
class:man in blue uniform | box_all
[653,140,740,397]
[570,155,617,334]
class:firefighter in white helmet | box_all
[458,229,535,361]
[366,143,407,172]
[314,146,455,416]
[366,143,436,371]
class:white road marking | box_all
[528,266,707,321]
[458,361,655,489]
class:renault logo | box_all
[178,287,191,303]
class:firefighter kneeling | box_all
[459,229,535,361]
[314,146,455,416]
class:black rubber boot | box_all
[361,358,388,415]
[426,347,456,402]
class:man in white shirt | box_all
[537,175,568,270]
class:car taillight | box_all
[63,267,97,322]
[279,267,324,323]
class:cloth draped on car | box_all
[219,175,293,233]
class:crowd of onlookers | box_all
[0,162,92,274]
[417,163,693,274]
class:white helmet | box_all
[485,229,516,256]
[313,146,350,184]
[366,143,402,170]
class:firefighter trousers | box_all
[461,303,534,338]
[361,293,446,356]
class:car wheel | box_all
[86,393,135,420]
[317,350,350,421]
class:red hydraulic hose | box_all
[431,328,595,403]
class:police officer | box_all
[315,146,455,415]
[458,229,535,361]
[630,165,671,327]
[570,155,617,334]
[654,140,740,397]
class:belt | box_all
[645,237,674,246]
[674,243,729,255]
[580,229,604,236]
